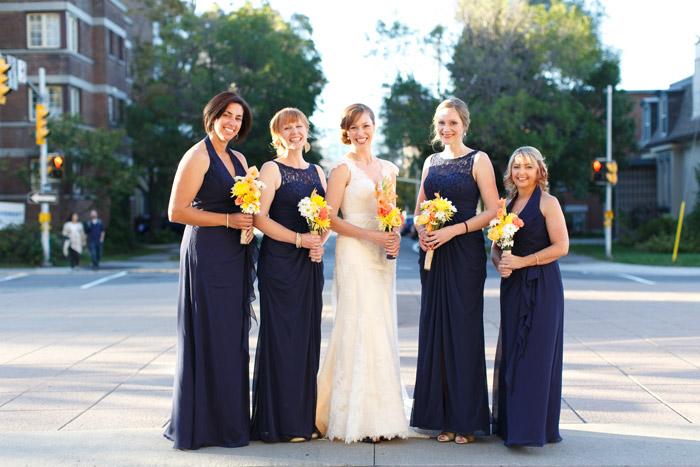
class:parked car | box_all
[400,214,418,238]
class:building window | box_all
[108,96,115,124]
[27,13,61,48]
[29,86,63,120]
[642,104,651,143]
[70,87,80,116]
[660,96,668,137]
[67,14,79,53]
[657,152,671,210]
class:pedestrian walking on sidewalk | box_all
[164,92,257,450]
[62,212,85,269]
[410,98,500,445]
[85,209,105,270]
[491,146,568,446]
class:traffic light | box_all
[0,57,10,105]
[592,158,606,184]
[591,158,618,186]
[48,154,64,179]
[605,161,618,185]
[35,103,49,145]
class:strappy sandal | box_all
[290,436,307,443]
[455,434,475,444]
[362,437,381,444]
[437,432,455,442]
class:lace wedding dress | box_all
[315,156,413,443]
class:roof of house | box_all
[642,76,700,149]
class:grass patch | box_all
[569,243,700,267]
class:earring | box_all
[233,134,239,141]
[304,142,311,153]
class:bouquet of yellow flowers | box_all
[373,177,404,259]
[231,166,265,244]
[415,193,457,270]
[298,189,331,261]
[488,198,525,266]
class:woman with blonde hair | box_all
[251,107,326,443]
[411,97,500,444]
[491,146,568,446]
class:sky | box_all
[196,0,700,152]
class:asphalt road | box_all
[1,235,698,292]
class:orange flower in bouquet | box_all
[488,198,525,277]
[231,166,266,244]
[373,177,404,259]
[415,193,457,270]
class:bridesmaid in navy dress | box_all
[411,98,499,444]
[164,92,257,449]
[491,146,568,446]
[251,108,326,442]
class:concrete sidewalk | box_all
[1,248,700,466]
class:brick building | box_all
[0,0,147,227]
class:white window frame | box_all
[108,96,115,124]
[27,13,61,49]
[642,104,651,143]
[660,96,668,137]
[67,14,79,53]
[69,87,80,116]
[29,86,63,120]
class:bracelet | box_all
[226,213,229,229]
[295,232,302,248]
[534,252,540,265]
[464,220,469,234]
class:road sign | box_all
[16,58,26,85]
[27,191,58,204]
[38,212,51,223]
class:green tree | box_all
[48,115,138,251]
[128,1,326,235]
[449,0,635,195]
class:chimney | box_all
[694,39,700,119]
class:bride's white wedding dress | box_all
[315,156,413,443]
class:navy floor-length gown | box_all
[492,186,564,446]
[411,151,491,435]
[164,136,257,450]
[251,161,325,442]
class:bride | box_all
[315,103,412,443]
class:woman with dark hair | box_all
[491,146,568,446]
[164,91,257,450]
[251,108,326,443]
[410,97,500,444]
[315,104,412,444]
[62,212,85,269]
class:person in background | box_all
[62,212,85,269]
[85,209,105,270]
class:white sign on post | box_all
[0,202,25,229]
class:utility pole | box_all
[37,68,51,266]
[605,84,613,260]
